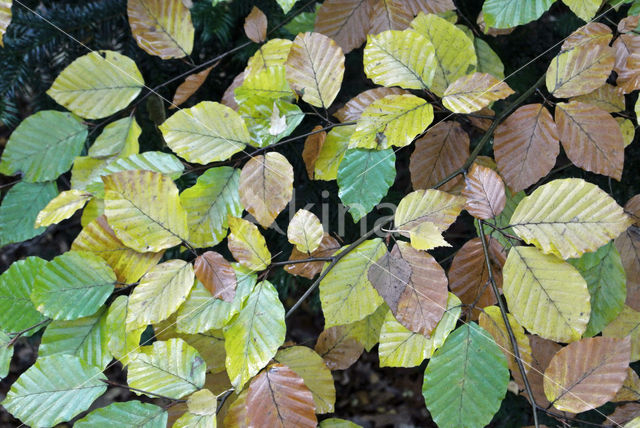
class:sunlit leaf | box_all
[227,217,272,271]
[319,418,363,428]
[160,101,250,164]
[0,257,47,335]
[482,0,556,29]
[31,250,116,320]
[314,0,372,53]
[620,117,636,147]
[409,221,451,251]
[0,110,87,182]
[127,0,194,59]
[350,303,388,351]
[503,246,590,342]
[244,6,267,43]
[75,401,167,428]
[509,178,632,259]
[1,354,107,427]
[170,66,215,109]
[239,152,294,228]
[462,163,506,220]
[47,51,144,119]
[128,338,206,399]
[194,251,236,302]
[334,87,407,123]
[286,32,345,109]
[287,209,324,253]
[235,66,295,103]
[442,72,513,113]
[224,280,285,389]
[422,323,509,428]
[544,336,630,412]
[275,0,296,13]
[562,21,612,50]
[35,189,92,228]
[0,181,57,246]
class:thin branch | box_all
[477,220,539,428]
[101,379,187,403]
[216,388,235,414]
[7,319,51,346]
[270,256,334,267]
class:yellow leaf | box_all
[617,117,635,148]
[408,221,451,251]
[442,72,514,113]
[503,246,590,342]
[80,197,104,227]
[88,117,141,159]
[285,32,345,109]
[35,190,92,228]
[227,217,272,271]
[245,39,292,78]
[561,0,603,21]
[47,51,144,120]
[571,83,625,113]
[349,94,433,149]
[0,0,11,47]
[106,295,144,366]
[602,305,640,362]
[287,209,324,254]
[103,170,188,252]
[363,29,436,90]
[394,189,465,236]
[127,0,194,59]
[313,125,354,181]
[235,65,295,104]
[239,152,293,228]
[410,12,477,96]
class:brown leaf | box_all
[315,325,364,370]
[619,15,640,34]
[169,65,215,109]
[239,152,294,228]
[404,0,455,15]
[613,368,640,402]
[367,245,412,313]
[247,364,317,428]
[555,101,624,180]
[468,107,495,132]
[448,237,506,320]
[221,71,245,111]
[302,125,326,179]
[315,0,372,54]
[394,242,448,335]
[368,0,412,35]
[462,163,506,220]
[410,121,469,192]
[127,0,194,59]
[615,227,640,311]
[613,34,640,93]
[608,402,640,425]
[244,6,267,43]
[515,335,562,408]
[494,104,559,192]
[193,251,237,302]
[544,336,631,413]
[285,234,340,279]
[334,87,407,123]
[222,387,248,427]
[625,195,640,227]
[561,22,612,51]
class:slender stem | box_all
[7,319,51,346]
[101,379,187,403]
[285,221,387,319]
[270,256,334,267]
[480,221,521,242]
[216,388,235,413]
[477,220,539,428]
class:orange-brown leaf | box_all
[618,15,640,34]
[193,251,237,302]
[410,121,469,192]
[615,226,640,311]
[220,71,245,111]
[494,104,559,192]
[244,6,267,43]
[613,34,640,93]
[334,87,407,123]
[223,388,248,427]
[571,83,625,113]
[285,234,340,279]
[555,101,624,180]
[368,0,412,35]
[543,336,631,413]
[315,325,364,370]
[302,126,326,179]
[170,65,215,109]
[448,237,506,320]
[561,22,612,51]
[315,0,372,54]
[247,364,317,428]
[468,107,495,132]
[462,163,506,220]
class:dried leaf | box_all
[315,325,364,370]
[170,66,214,109]
[334,87,407,123]
[315,0,372,54]
[615,227,640,311]
[404,0,455,14]
[561,23,611,51]
[221,71,245,111]
[394,189,466,236]
[239,152,294,228]
[442,72,514,114]
[555,101,624,180]
[302,126,326,179]
[246,364,317,428]
[516,335,562,408]
[244,6,267,43]
[285,234,340,279]
[368,0,412,35]
[367,246,412,314]
[462,163,506,220]
[410,121,469,192]
[194,251,237,302]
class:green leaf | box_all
[39,307,112,370]
[349,94,433,149]
[176,264,256,334]
[106,295,144,366]
[128,338,206,399]
[31,250,116,320]
[509,178,632,259]
[319,418,363,428]
[503,246,590,342]
[474,38,505,79]
[363,29,436,90]
[276,0,296,13]
[410,13,477,96]
[482,0,556,29]
[47,51,145,119]
[75,401,167,428]
[238,97,305,148]
[0,110,87,182]
[127,259,195,330]
[224,280,285,390]
[338,148,396,222]
[180,166,242,248]
[0,330,13,379]
[0,181,58,246]
[568,241,627,336]
[88,116,141,159]
[422,323,509,428]
[1,354,107,427]
[320,239,386,327]
[159,101,250,164]
[0,257,47,334]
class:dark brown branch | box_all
[7,319,51,347]
[270,256,334,267]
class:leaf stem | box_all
[477,220,539,428]
[7,319,51,346]
[216,388,235,413]
[100,379,187,403]
[270,256,334,267]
